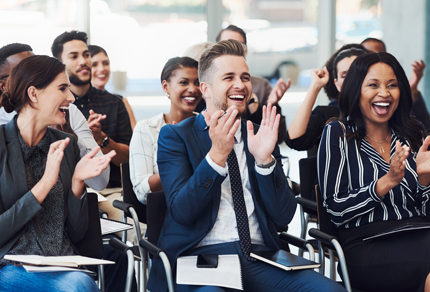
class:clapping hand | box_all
[387,141,409,185]
[73,147,116,183]
[247,103,280,165]
[416,136,430,186]
[88,109,107,144]
[43,138,70,188]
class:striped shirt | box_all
[318,121,430,228]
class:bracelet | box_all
[256,155,276,168]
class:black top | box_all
[73,85,132,187]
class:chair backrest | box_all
[74,192,104,259]
[146,191,167,246]
[121,162,147,223]
[299,155,318,216]
[314,184,341,248]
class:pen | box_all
[204,111,227,131]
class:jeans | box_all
[0,265,100,292]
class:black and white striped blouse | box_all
[318,121,430,229]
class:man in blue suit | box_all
[150,39,345,292]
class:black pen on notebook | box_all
[204,111,227,131]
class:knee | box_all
[62,272,100,292]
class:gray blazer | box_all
[0,119,89,259]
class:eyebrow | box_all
[67,50,89,56]
[221,72,251,77]
[58,83,69,87]
[366,78,397,82]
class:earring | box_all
[34,99,37,103]
[166,93,170,99]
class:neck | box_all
[164,109,194,125]
[70,83,90,98]
[365,123,391,141]
[17,108,48,147]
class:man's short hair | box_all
[216,24,247,45]
[360,37,386,52]
[0,43,33,70]
[51,30,88,60]
[198,39,246,84]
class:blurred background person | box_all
[88,45,137,130]
[129,56,201,204]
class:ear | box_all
[161,80,169,94]
[27,86,38,103]
[0,79,5,93]
[200,81,210,101]
[334,78,342,92]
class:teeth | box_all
[373,102,389,107]
[229,95,244,100]
[59,106,69,113]
[183,97,195,101]
[97,75,106,78]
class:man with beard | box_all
[149,39,345,292]
[52,31,132,189]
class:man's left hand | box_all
[247,103,280,165]
[88,109,107,144]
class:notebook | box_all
[250,250,320,271]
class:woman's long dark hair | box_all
[339,52,424,152]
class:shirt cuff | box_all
[206,153,228,177]
[255,157,276,176]
[368,180,383,202]
[417,181,430,197]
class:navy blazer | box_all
[0,119,88,260]
[148,114,296,291]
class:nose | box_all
[67,89,75,103]
[233,77,245,90]
[188,83,198,94]
[378,86,391,98]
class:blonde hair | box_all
[183,42,213,62]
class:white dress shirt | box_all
[198,122,276,247]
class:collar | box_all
[14,116,50,161]
[72,84,95,101]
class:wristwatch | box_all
[99,136,110,148]
[256,155,276,168]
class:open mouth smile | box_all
[372,101,391,116]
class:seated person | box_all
[318,52,430,292]
[149,39,345,292]
[88,45,137,130]
[0,55,114,291]
[129,57,201,204]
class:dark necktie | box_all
[227,149,254,261]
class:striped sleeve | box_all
[317,122,384,226]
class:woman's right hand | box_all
[310,67,329,89]
[376,141,409,197]
[32,138,70,204]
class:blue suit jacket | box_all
[148,114,297,291]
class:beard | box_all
[213,98,245,118]
[68,71,91,86]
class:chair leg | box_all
[98,265,105,292]
[125,249,135,292]
[318,241,325,275]
[299,208,308,257]
[328,249,336,280]
[331,239,352,292]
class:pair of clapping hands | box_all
[202,104,280,168]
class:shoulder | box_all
[313,105,339,118]
[91,87,123,103]
[324,120,350,136]
[160,115,199,138]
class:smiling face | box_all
[91,52,110,90]
[60,40,91,86]
[334,56,357,92]
[162,66,202,114]
[359,62,400,128]
[33,71,75,126]
[201,55,252,117]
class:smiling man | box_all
[151,39,345,292]
[52,31,132,188]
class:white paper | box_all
[176,255,242,290]
[23,265,93,274]
[100,218,133,235]
[4,255,115,267]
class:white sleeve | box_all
[69,104,110,190]
[129,120,158,204]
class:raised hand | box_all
[267,78,291,105]
[416,136,430,186]
[247,103,280,165]
[202,107,240,167]
[311,67,329,89]
[409,60,425,91]
[87,109,106,144]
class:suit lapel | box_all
[192,114,212,159]
[5,120,28,205]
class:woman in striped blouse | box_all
[318,52,430,292]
